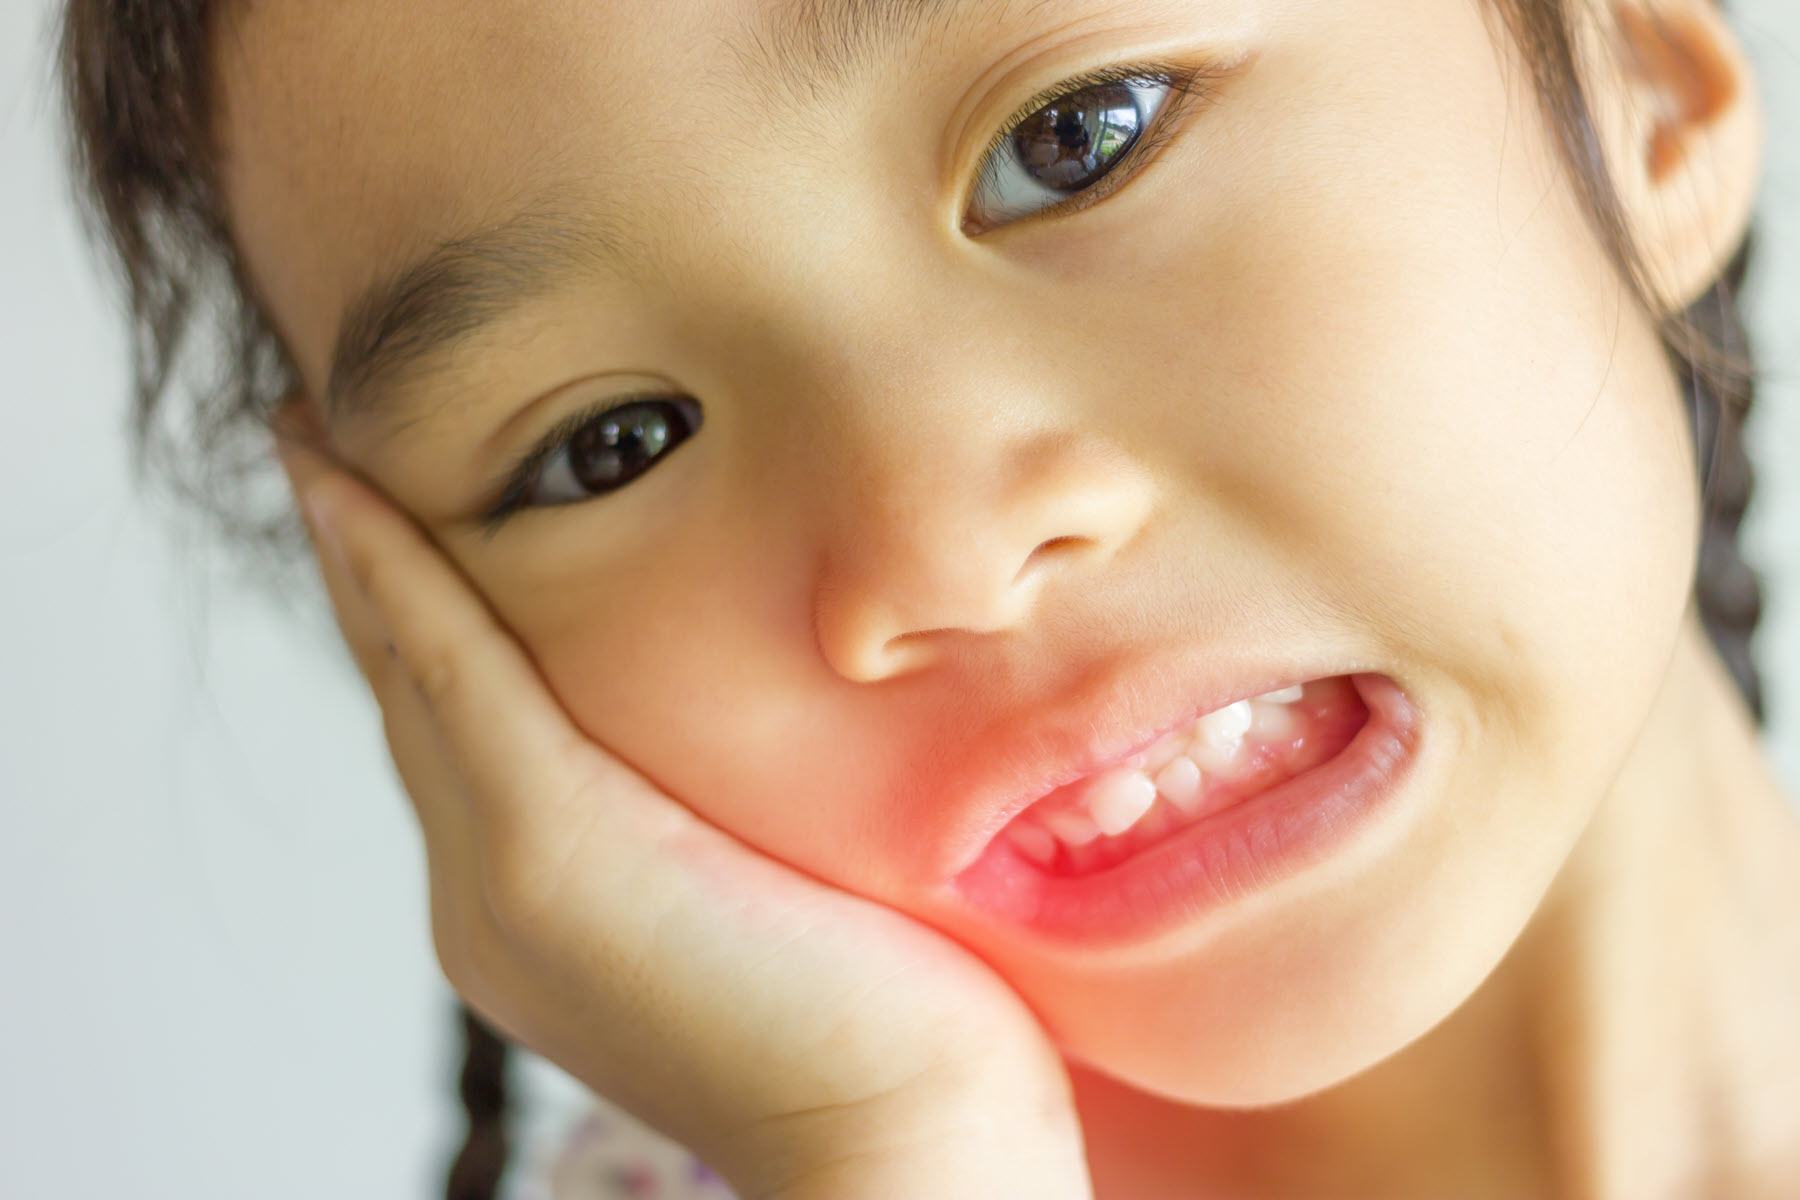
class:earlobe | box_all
[1587,0,1763,311]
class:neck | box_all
[1072,609,1800,1200]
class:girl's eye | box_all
[479,395,703,532]
[964,69,1194,234]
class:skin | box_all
[220,0,1800,1193]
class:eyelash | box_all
[476,391,692,536]
[963,59,1217,232]
[477,59,1218,534]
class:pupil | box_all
[570,402,672,491]
[1012,82,1143,192]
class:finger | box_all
[271,409,475,867]
[273,408,670,889]
[274,415,441,814]
[273,413,403,690]
[272,410,517,1014]
[271,404,723,1050]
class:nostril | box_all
[868,632,941,679]
[1015,535,1091,585]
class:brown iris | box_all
[1009,81,1145,192]
[567,401,679,493]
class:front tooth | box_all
[1197,699,1254,744]
[1084,767,1158,836]
[1040,807,1103,846]
[1142,730,1187,773]
[1255,685,1304,704]
[1005,820,1059,867]
[1153,756,1205,813]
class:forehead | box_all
[211,0,1072,399]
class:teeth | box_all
[1187,736,1240,773]
[1153,756,1205,814]
[1005,820,1059,866]
[1039,807,1103,846]
[1012,683,1324,869]
[1084,767,1158,836]
[1142,733,1187,773]
[1187,708,1247,773]
[1249,699,1297,740]
[1197,699,1253,744]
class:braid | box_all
[446,1003,513,1200]
[1679,237,1766,728]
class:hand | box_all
[273,410,1091,1200]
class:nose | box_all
[813,429,1156,683]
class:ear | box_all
[1580,0,1763,312]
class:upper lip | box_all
[927,644,1349,880]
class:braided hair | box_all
[448,1007,511,1199]
[54,0,1769,1195]
[1687,241,1766,727]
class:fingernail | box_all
[302,485,351,576]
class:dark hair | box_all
[54,0,1767,1195]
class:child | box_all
[59,0,1797,1195]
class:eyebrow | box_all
[326,197,630,426]
[325,0,1011,427]
[741,0,967,101]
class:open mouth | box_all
[994,676,1369,876]
[947,670,1419,946]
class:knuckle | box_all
[475,778,609,947]
[431,919,475,994]
[428,895,478,994]
[340,532,385,604]
[479,848,559,947]
[409,645,464,715]
[431,894,507,1010]
[339,555,390,634]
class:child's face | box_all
[217,0,1742,1102]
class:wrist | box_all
[737,1082,1092,1200]
[756,1121,1093,1200]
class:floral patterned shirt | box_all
[504,1076,740,1200]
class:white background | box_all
[3,1,1797,1196]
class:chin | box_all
[1021,816,1564,1109]
[1049,964,1481,1107]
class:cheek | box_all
[965,277,1698,1104]
[960,7,1701,1097]
[468,509,935,895]
[1105,11,1702,784]
[491,534,795,800]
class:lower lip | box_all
[948,673,1420,947]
